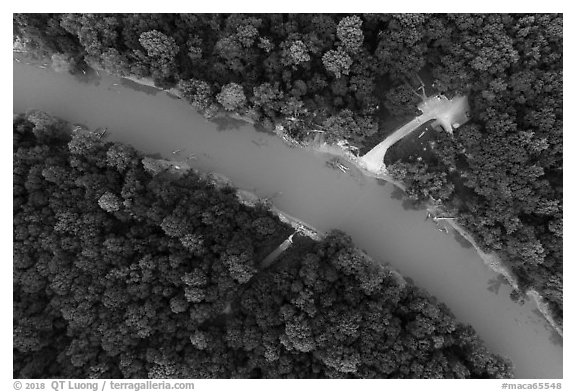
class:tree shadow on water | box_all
[528,309,563,347]
[209,115,247,131]
[388,185,424,211]
[166,92,181,101]
[253,122,276,135]
[376,178,389,188]
[388,183,401,195]
[70,121,90,130]
[119,78,160,96]
[486,276,506,295]
[548,331,563,347]
[72,68,101,86]
[144,152,163,160]
[453,229,473,249]
[402,198,427,211]
[539,316,563,347]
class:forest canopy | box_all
[13,11,561,367]
[13,112,513,378]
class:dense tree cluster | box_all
[384,14,563,325]
[13,11,561,338]
[13,14,386,145]
[232,232,512,378]
[13,112,512,378]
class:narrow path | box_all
[260,233,295,268]
[362,115,431,172]
[426,208,564,338]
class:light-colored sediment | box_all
[428,206,563,337]
[361,95,470,172]
[312,142,407,191]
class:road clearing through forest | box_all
[13,60,562,378]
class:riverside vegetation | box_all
[13,14,562,326]
[13,111,513,378]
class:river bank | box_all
[14,57,563,377]
[207,170,324,241]
[427,204,564,337]
[207,167,411,288]
[315,134,562,337]
[128,151,412,289]
[12,49,387,285]
[108,64,563,337]
[132,153,326,243]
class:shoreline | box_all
[191,167,325,242]
[427,206,563,338]
[141,158,411,288]
[137,156,325,243]
[24,53,560,338]
[119,69,563,338]
[311,141,407,191]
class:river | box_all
[13,61,562,379]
